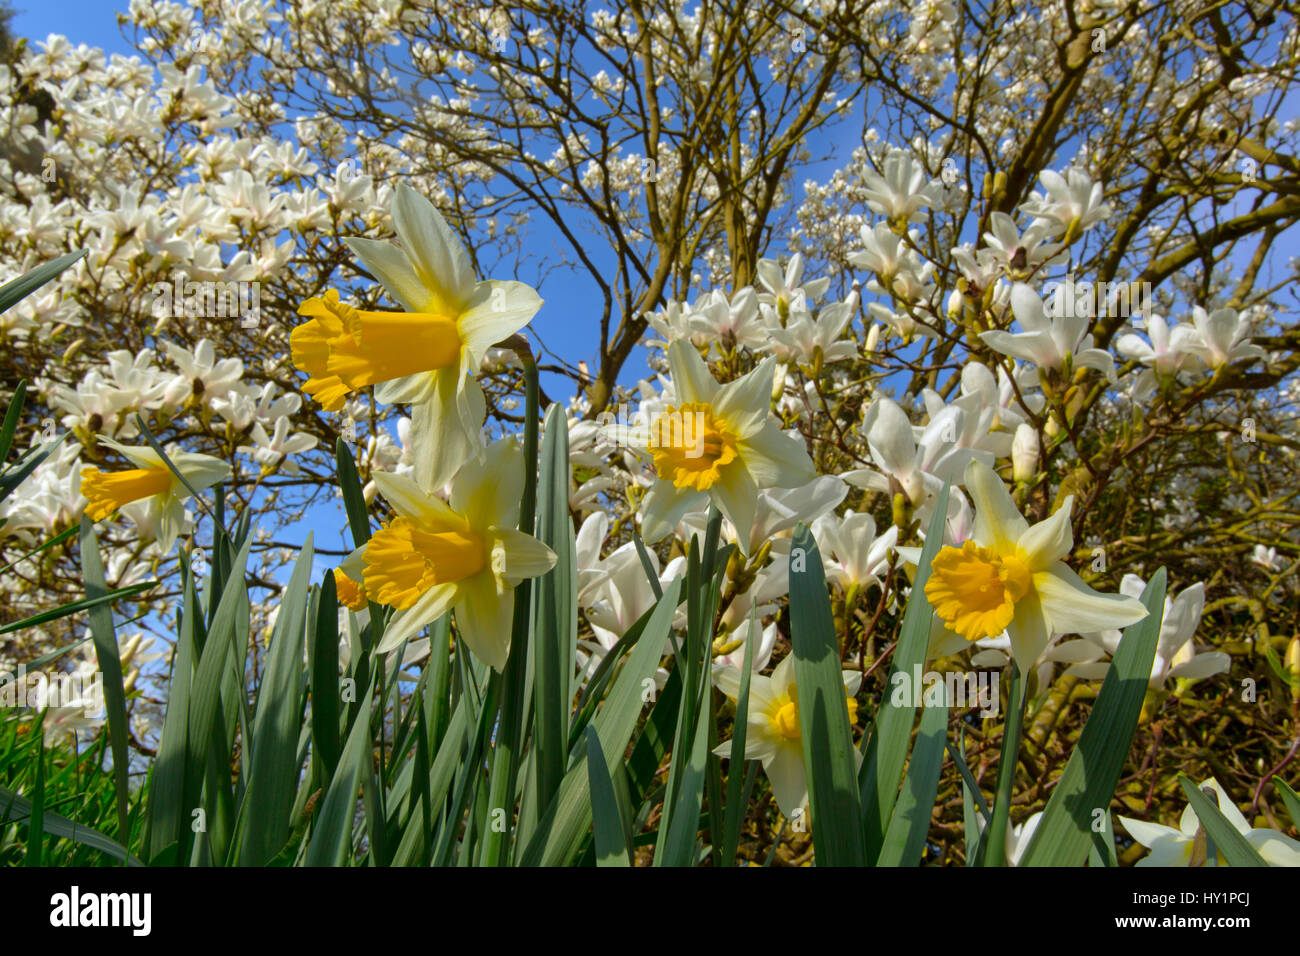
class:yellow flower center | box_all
[362,516,486,610]
[290,289,463,411]
[925,539,1033,642]
[333,568,369,612]
[649,402,738,491]
[80,466,173,520]
[765,683,858,740]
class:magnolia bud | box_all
[1012,423,1039,482]
[865,323,881,354]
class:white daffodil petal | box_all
[458,281,543,365]
[391,183,477,313]
[965,459,1029,551]
[372,470,460,526]
[1036,564,1149,635]
[737,423,816,489]
[491,528,558,585]
[714,357,777,439]
[666,338,717,406]
[342,236,428,313]
[376,583,459,655]
[711,464,759,554]
[454,573,514,671]
[763,744,810,821]
[1017,496,1074,571]
[641,479,707,545]
[452,437,523,531]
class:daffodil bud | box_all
[1287,635,1300,700]
[1012,423,1039,482]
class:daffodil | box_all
[713,655,862,820]
[1119,778,1300,867]
[345,438,556,669]
[290,184,542,490]
[80,437,230,553]
[636,339,816,553]
[923,459,1146,673]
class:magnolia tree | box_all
[0,0,1298,866]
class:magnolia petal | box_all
[343,236,428,313]
[390,183,476,313]
[376,582,459,655]
[1036,564,1149,635]
[454,572,514,671]
[666,337,718,406]
[1167,651,1229,681]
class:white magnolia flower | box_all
[860,149,937,223]
[812,509,899,592]
[981,282,1117,382]
[1119,778,1300,866]
[1019,168,1112,235]
[162,338,244,409]
[755,253,829,319]
[1189,306,1266,370]
[1061,576,1227,689]
[1115,314,1205,398]
[767,297,858,366]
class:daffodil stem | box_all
[478,343,540,867]
[984,663,1027,867]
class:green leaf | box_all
[0,580,156,635]
[585,726,630,866]
[306,678,375,866]
[522,575,684,866]
[311,569,342,780]
[788,523,865,865]
[78,516,132,846]
[533,403,574,818]
[1273,776,1300,832]
[238,534,313,865]
[0,378,27,465]
[23,733,44,866]
[983,664,1026,866]
[1019,569,1167,866]
[0,785,142,866]
[861,484,949,861]
[878,701,948,866]
[0,248,86,313]
[145,561,201,862]
[720,605,758,866]
[1177,775,1268,867]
